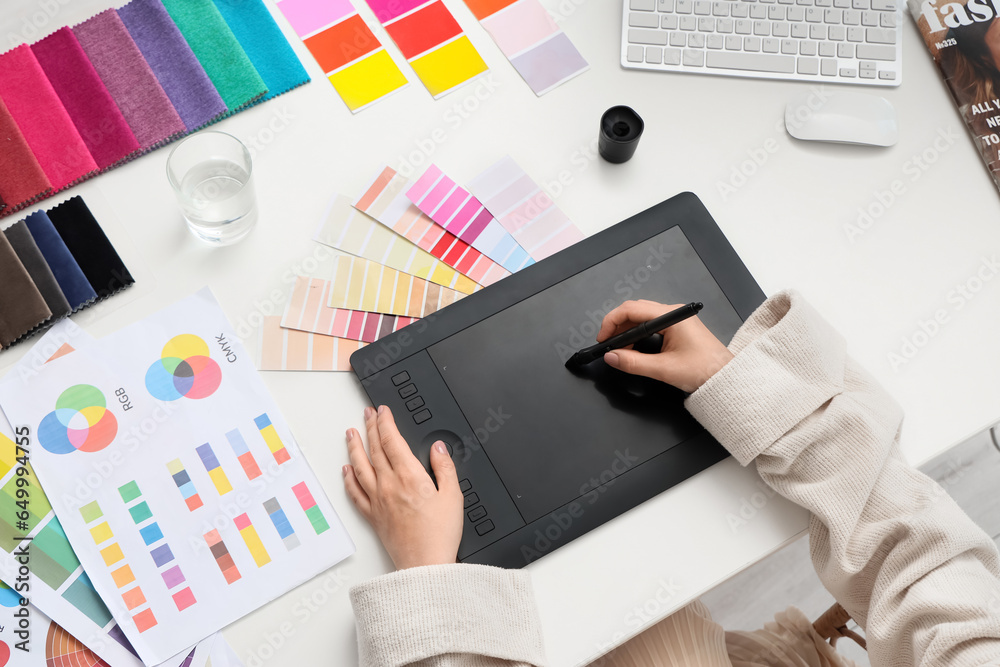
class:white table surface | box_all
[3,0,1000,664]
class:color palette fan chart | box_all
[0,290,354,666]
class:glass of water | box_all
[166,131,258,246]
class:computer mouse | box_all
[785,91,898,147]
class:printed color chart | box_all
[226,429,263,480]
[292,482,330,534]
[196,443,233,495]
[282,276,415,341]
[329,256,465,318]
[463,0,588,95]
[274,0,407,111]
[314,195,479,294]
[407,165,534,272]
[204,530,241,584]
[255,413,291,465]
[167,458,204,511]
[364,0,488,97]
[355,166,510,287]
[264,498,300,550]
[467,156,584,260]
[234,513,271,567]
[258,316,364,372]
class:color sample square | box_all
[384,1,462,59]
[162,565,185,588]
[61,574,114,627]
[410,35,488,97]
[173,587,196,611]
[129,502,152,524]
[133,607,157,632]
[122,586,146,610]
[366,0,428,22]
[304,14,379,72]
[100,543,124,566]
[328,49,407,111]
[111,564,136,588]
[80,501,103,523]
[481,0,557,56]
[89,522,113,544]
[277,0,355,35]
[464,0,517,19]
[118,480,141,503]
[150,544,174,567]
[139,523,164,546]
[510,31,589,95]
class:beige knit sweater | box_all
[349,291,1000,666]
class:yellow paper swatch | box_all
[410,36,488,98]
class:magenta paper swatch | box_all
[0,45,97,189]
[73,10,186,151]
[31,27,141,169]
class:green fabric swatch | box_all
[160,0,266,111]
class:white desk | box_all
[3,0,1000,664]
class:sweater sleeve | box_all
[685,290,1000,667]
[349,563,546,667]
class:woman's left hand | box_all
[344,405,464,570]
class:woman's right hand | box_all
[598,300,734,393]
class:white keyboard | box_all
[621,0,901,85]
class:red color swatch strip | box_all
[384,1,462,59]
[302,13,379,72]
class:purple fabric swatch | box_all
[31,27,141,170]
[73,10,186,151]
[117,0,227,131]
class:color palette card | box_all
[314,194,479,294]
[275,0,408,112]
[329,256,464,318]
[0,601,110,667]
[354,166,510,287]
[259,316,364,372]
[463,0,588,95]
[0,290,354,665]
[282,276,414,341]
[364,0,489,98]
[467,156,584,260]
[406,164,534,272]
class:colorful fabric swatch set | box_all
[0,196,134,350]
[463,0,589,95]
[260,157,582,372]
[0,0,310,218]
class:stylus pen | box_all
[565,302,704,368]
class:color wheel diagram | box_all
[38,385,118,455]
[46,621,109,667]
[146,335,222,401]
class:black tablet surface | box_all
[352,192,766,567]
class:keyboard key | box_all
[792,23,808,37]
[413,408,432,424]
[848,26,864,40]
[707,34,725,48]
[631,0,656,9]
[821,58,838,75]
[834,0,850,6]
[664,46,683,63]
[839,66,857,76]
[683,49,706,65]
[809,24,826,38]
[866,27,895,42]
[806,6,823,19]
[871,0,894,8]
[800,39,818,54]
[781,38,797,53]
[797,0,814,5]
[630,28,669,44]
[645,46,663,63]
[726,34,743,48]
[837,42,854,57]
[773,22,790,35]
[671,31,687,45]
[880,11,896,26]
[677,0,694,12]
[829,25,846,39]
[459,478,472,492]
[631,12,661,26]
[852,0,868,8]
[769,5,786,18]
[662,14,679,28]
[763,37,780,51]
[816,0,833,6]
[391,371,410,386]
[819,41,835,55]
[464,492,479,508]
[689,32,707,45]
[787,6,805,19]
[405,396,425,411]
[718,18,734,31]
[797,56,819,73]
[856,43,895,59]
[862,9,879,24]
[681,15,698,28]
[706,50,795,72]
[626,44,644,62]
[732,3,749,16]
[824,8,843,21]
[399,383,417,398]
[475,519,495,536]
[714,1,730,14]
[751,4,768,17]
[744,36,762,50]
[878,69,896,79]
[843,9,861,22]
[736,18,753,32]
[695,0,712,13]
[468,505,487,522]
[659,0,676,10]
[699,17,716,30]
[860,68,876,78]
[754,20,770,34]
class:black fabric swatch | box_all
[46,196,134,299]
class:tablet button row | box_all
[398,383,417,398]
[405,396,425,411]
[391,371,410,386]
[413,409,432,424]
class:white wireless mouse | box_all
[785,91,898,147]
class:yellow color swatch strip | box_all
[90,522,113,545]
[328,256,464,318]
[410,36,489,98]
[328,50,408,112]
[235,514,271,567]
[208,468,233,496]
[314,195,479,294]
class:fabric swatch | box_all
[46,197,134,299]
[160,0,268,112]
[73,10,186,151]
[212,0,310,103]
[24,210,98,311]
[31,27,141,170]
[0,233,52,348]
[3,221,71,322]
[258,316,363,371]
[0,45,98,190]
[0,95,52,211]
[117,0,227,131]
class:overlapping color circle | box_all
[0,581,20,608]
[145,334,222,402]
[38,385,118,455]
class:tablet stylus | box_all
[565,302,704,368]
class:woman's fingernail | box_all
[342,465,349,477]
[433,441,447,454]
[345,428,352,441]
[364,406,374,420]
[604,352,620,368]
[378,405,387,415]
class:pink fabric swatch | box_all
[74,10,185,151]
[0,45,97,189]
[32,27,140,170]
[0,94,52,210]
